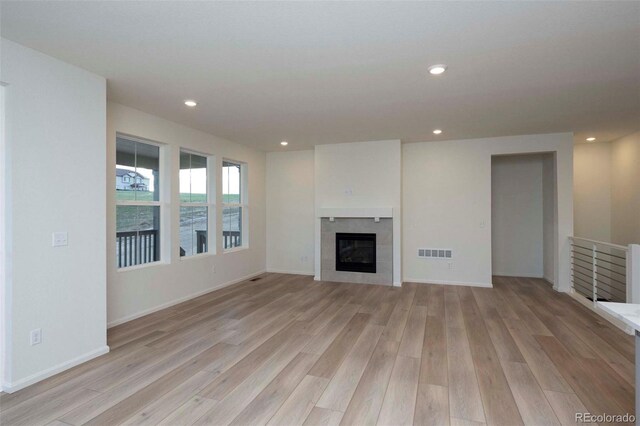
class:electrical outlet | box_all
[211,265,216,274]
[447,262,454,270]
[30,328,42,346]
[52,232,68,247]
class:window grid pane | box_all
[222,161,241,204]
[116,137,162,268]
[223,206,242,249]
[116,205,160,267]
[222,161,243,249]
[190,154,207,203]
[180,151,209,257]
[180,206,208,256]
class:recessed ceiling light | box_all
[433,129,443,135]
[184,100,197,107]
[586,137,596,142]
[428,64,447,75]
[280,141,288,146]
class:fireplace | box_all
[335,233,377,273]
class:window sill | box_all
[223,246,249,254]
[180,252,216,261]
[117,261,168,272]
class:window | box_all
[180,150,212,257]
[115,136,162,268]
[222,160,246,250]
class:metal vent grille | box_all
[418,248,453,259]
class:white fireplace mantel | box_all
[316,207,394,219]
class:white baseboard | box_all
[492,272,545,279]
[495,273,556,286]
[1,345,110,394]
[107,269,267,328]
[403,278,493,288]
[266,268,315,276]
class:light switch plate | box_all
[52,232,68,247]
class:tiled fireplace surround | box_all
[321,217,393,285]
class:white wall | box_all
[403,133,573,290]
[491,155,544,278]
[542,154,556,284]
[107,103,266,326]
[266,134,573,290]
[1,39,107,391]
[611,131,640,245]
[314,140,402,285]
[572,132,640,246]
[573,142,612,242]
[266,150,315,275]
[0,74,7,390]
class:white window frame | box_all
[115,133,167,270]
[179,149,216,259]
[222,159,248,252]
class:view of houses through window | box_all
[115,136,161,268]
[116,137,247,267]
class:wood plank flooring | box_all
[0,274,635,425]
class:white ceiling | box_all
[2,1,639,151]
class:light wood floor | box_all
[0,274,635,425]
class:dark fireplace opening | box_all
[336,233,376,273]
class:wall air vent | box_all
[418,248,453,259]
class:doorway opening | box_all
[491,153,556,285]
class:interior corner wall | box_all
[107,102,266,326]
[1,39,107,391]
[542,154,556,284]
[0,69,7,391]
[573,142,612,242]
[402,133,573,291]
[491,155,544,278]
[266,150,315,275]
[611,131,640,245]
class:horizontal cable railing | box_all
[570,236,628,306]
